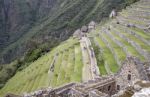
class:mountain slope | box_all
[0,0,138,64]
[0,38,84,96]
[0,0,138,89]
[0,0,149,96]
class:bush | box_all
[0,61,18,89]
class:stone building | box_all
[81,26,88,33]
[115,56,149,92]
[88,21,96,32]
[5,56,150,97]
[109,9,117,18]
[73,29,82,38]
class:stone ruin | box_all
[88,21,96,32]
[6,56,150,97]
[109,9,117,18]
[73,21,96,38]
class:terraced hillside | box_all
[0,0,150,96]
[0,0,138,64]
[0,0,139,92]
[91,0,150,74]
[0,38,84,96]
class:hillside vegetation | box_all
[0,0,149,96]
[0,0,139,91]
[0,0,138,64]
[0,38,84,96]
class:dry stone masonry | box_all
[5,0,150,97]
[6,56,150,97]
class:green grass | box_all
[101,32,126,63]
[121,10,150,19]
[131,27,150,40]
[50,53,63,87]
[91,37,107,75]
[0,54,51,96]
[0,38,82,96]
[120,15,146,25]
[110,29,145,61]
[95,37,118,73]
[71,45,83,82]
[56,50,69,86]
[0,0,149,95]
[115,25,150,52]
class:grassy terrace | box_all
[0,53,52,96]
[132,4,150,10]
[65,47,75,82]
[50,43,83,87]
[71,45,83,82]
[50,52,63,87]
[121,10,150,19]
[95,37,118,73]
[0,38,82,96]
[114,25,150,53]
[110,28,145,61]
[126,5,150,11]
[131,27,150,40]
[119,12,149,24]
[56,49,69,86]
[115,15,150,39]
[120,11,150,19]
[100,31,126,63]
[119,16,147,26]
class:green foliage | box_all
[0,38,83,96]
[0,0,138,65]
[0,61,19,89]
[0,0,141,95]
[91,39,107,75]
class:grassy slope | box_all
[0,0,142,96]
[0,0,139,64]
[0,38,83,96]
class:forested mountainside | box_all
[1,0,150,96]
[0,0,138,64]
[0,0,138,92]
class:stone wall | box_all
[115,56,149,91]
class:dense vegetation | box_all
[0,0,139,95]
[0,0,139,64]
[0,38,84,96]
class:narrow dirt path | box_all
[80,36,100,82]
[80,38,93,81]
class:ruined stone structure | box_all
[7,56,150,97]
[109,9,117,18]
[88,21,96,32]
[73,21,96,38]
[73,29,82,38]
[115,56,149,92]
